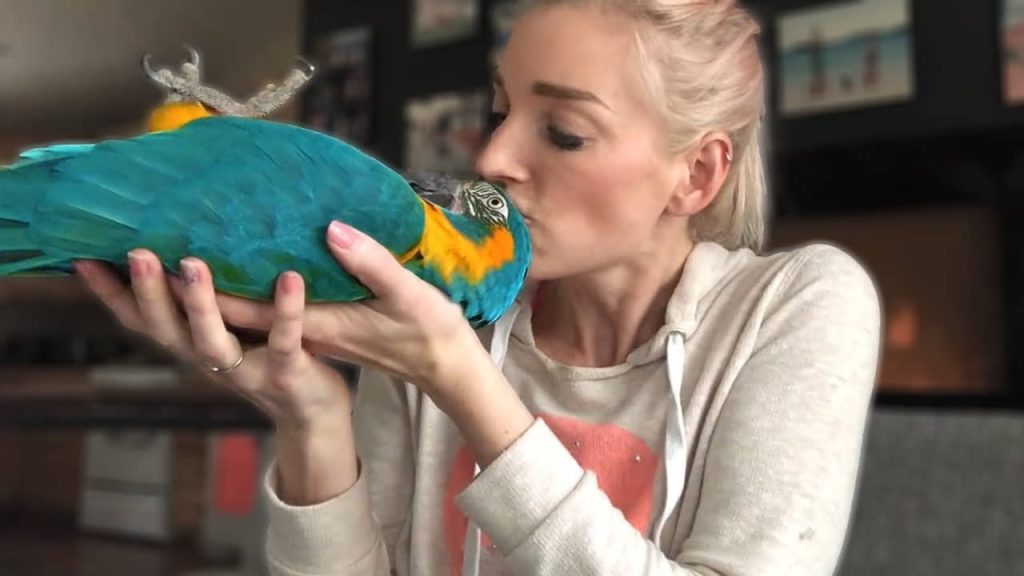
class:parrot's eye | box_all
[487,197,505,209]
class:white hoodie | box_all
[263,241,883,576]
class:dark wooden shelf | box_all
[0,367,269,429]
[874,390,1024,412]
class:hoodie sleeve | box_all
[264,368,417,576]
[457,244,882,575]
[678,245,882,574]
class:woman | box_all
[76,0,882,574]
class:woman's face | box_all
[477,4,690,281]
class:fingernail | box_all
[180,259,198,286]
[279,271,300,295]
[127,251,148,277]
[74,261,92,279]
[327,221,357,249]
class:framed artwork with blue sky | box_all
[776,0,915,117]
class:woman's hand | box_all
[74,251,351,434]
[216,221,486,397]
[213,221,534,466]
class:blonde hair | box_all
[531,0,768,252]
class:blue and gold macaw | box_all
[0,48,531,328]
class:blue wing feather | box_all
[0,117,423,301]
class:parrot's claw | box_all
[140,53,171,89]
[142,45,200,85]
[140,46,316,118]
[185,44,201,68]
[142,45,204,104]
[294,57,316,80]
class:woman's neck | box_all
[532,234,694,368]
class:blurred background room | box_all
[0,0,1022,574]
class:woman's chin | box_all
[525,264,551,283]
[525,260,563,283]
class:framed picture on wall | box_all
[411,0,480,48]
[1002,0,1024,103]
[776,0,915,117]
[403,90,487,177]
[303,26,373,148]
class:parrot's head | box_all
[452,180,512,226]
[446,180,533,328]
[457,180,531,264]
[407,172,532,327]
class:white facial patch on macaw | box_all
[463,181,509,225]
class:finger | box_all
[217,292,275,332]
[267,271,307,372]
[167,274,187,307]
[168,274,184,299]
[74,260,144,332]
[178,257,243,369]
[128,249,189,350]
[325,220,412,301]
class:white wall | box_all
[0,0,304,158]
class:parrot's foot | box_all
[141,45,316,118]
[240,59,317,117]
[142,45,204,104]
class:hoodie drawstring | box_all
[461,304,520,576]
[654,330,687,545]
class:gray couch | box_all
[838,406,1024,575]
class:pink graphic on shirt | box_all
[443,413,658,575]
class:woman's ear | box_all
[666,132,733,217]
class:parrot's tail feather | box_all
[0,178,41,275]
[1,145,142,274]
[1,161,78,276]
[0,226,39,251]
[0,175,32,225]
[0,249,42,263]
[0,253,70,276]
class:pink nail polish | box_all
[74,261,92,279]
[127,252,148,277]
[328,221,356,249]
[180,260,198,286]
[280,272,300,295]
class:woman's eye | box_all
[547,125,585,151]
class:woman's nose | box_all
[475,120,527,185]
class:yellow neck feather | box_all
[409,198,515,284]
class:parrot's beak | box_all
[418,190,458,211]
[406,171,463,211]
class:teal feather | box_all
[0,116,531,327]
[10,143,98,168]
[445,212,493,244]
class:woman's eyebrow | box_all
[493,68,613,112]
[532,82,611,111]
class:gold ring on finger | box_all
[203,348,245,374]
